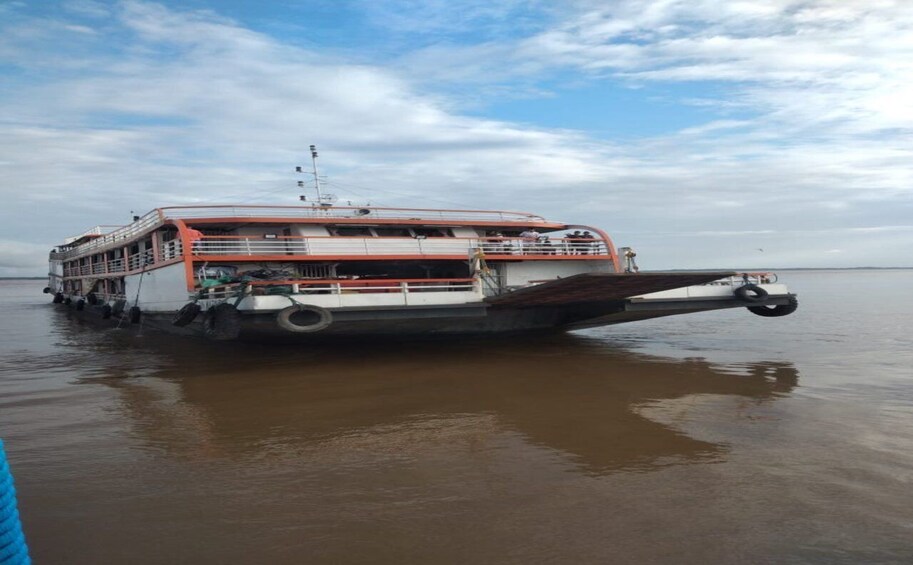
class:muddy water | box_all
[1,271,912,564]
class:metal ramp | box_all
[485,271,736,307]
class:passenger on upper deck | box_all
[519,228,540,254]
[580,231,595,255]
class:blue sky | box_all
[1,0,912,275]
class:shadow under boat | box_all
[78,333,799,476]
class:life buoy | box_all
[101,304,113,319]
[734,284,768,303]
[172,303,201,327]
[276,304,332,333]
[749,296,799,317]
[129,306,141,324]
[53,292,64,304]
[75,299,85,311]
[202,303,242,340]
[112,300,127,316]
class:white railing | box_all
[127,249,155,271]
[62,225,122,245]
[108,259,125,273]
[703,273,778,286]
[193,236,609,257]
[478,238,607,256]
[54,204,563,261]
[57,210,163,259]
[160,205,545,223]
[160,239,183,261]
[196,278,477,300]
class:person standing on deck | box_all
[519,228,539,254]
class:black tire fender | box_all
[112,300,127,316]
[276,304,332,333]
[53,292,64,304]
[42,287,51,294]
[735,284,769,303]
[64,297,72,306]
[75,299,85,311]
[101,304,113,319]
[86,293,98,306]
[202,303,242,340]
[172,303,202,327]
[749,296,799,317]
[129,306,142,324]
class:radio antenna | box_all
[296,145,335,207]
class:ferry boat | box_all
[45,154,797,341]
[45,201,798,341]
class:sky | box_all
[0,0,911,276]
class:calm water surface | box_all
[1,271,912,564]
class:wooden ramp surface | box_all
[486,271,735,307]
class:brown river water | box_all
[1,271,912,564]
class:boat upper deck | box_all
[52,205,569,260]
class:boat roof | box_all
[55,204,571,257]
[157,205,549,223]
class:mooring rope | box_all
[0,439,31,564]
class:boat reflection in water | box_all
[80,330,799,477]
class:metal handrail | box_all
[159,205,546,223]
[53,205,598,262]
[192,235,609,257]
[197,278,478,299]
[704,273,778,286]
[56,210,163,259]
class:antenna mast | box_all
[296,144,336,207]
[309,144,322,203]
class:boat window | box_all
[332,226,373,237]
[373,227,412,237]
[412,228,454,237]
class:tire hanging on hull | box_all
[203,303,242,340]
[749,296,799,317]
[112,300,127,316]
[172,303,202,327]
[276,304,333,333]
[734,284,769,303]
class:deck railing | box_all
[54,205,554,260]
[193,236,608,257]
[56,210,162,259]
[60,234,610,278]
[703,273,778,286]
[160,205,546,223]
[197,278,478,299]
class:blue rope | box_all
[0,440,30,565]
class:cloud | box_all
[0,240,54,277]
[0,0,911,275]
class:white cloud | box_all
[0,0,911,275]
[0,240,54,277]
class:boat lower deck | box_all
[50,283,796,341]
